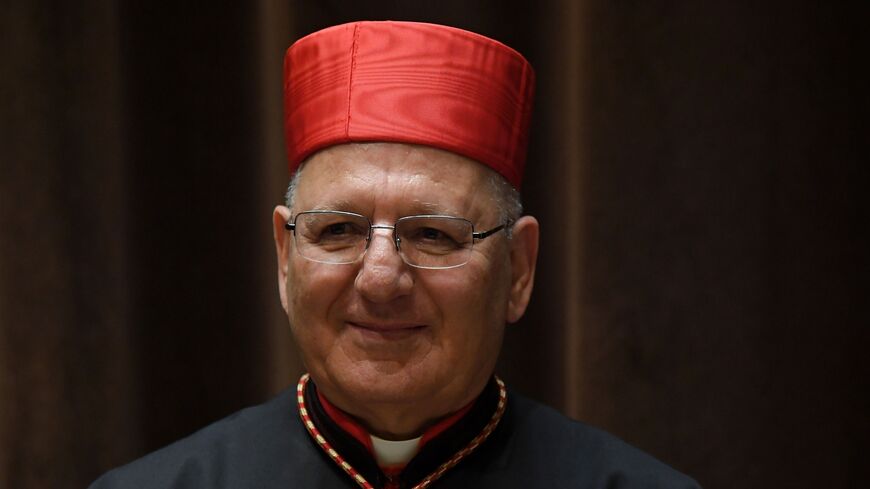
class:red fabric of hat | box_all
[283,21,535,188]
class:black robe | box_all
[89,379,701,489]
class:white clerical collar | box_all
[369,434,422,466]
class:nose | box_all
[354,229,413,303]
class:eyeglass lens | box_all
[292,212,474,269]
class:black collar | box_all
[302,377,504,489]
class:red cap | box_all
[283,21,535,189]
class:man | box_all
[91,21,700,488]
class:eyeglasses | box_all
[285,210,509,269]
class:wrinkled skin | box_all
[273,143,539,439]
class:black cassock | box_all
[90,378,700,489]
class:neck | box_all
[313,378,481,472]
[314,381,486,440]
[332,397,469,440]
[298,374,509,489]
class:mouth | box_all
[347,321,428,340]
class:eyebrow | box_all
[305,199,359,212]
[302,199,462,217]
[408,201,460,216]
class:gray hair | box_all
[482,169,523,238]
[284,163,522,237]
[284,164,306,209]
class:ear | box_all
[273,206,293,313]
[505,215,539,323]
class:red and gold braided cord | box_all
[296,374,507,489]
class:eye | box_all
[318,221,366,240]
[406,225,463,252]
[420,227,445,241]
[326,223,352,235]
[398,217,471,248]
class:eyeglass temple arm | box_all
[284,222,295,231]
[472,223,507,240]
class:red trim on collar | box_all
[316,390,476,460]
[419,401,475,447]
[317,390,374,454]
[298,374,508,489]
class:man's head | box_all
[273,143,537,438]
[273,21,538,439]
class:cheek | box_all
[426,262,510,340]
[420,267,508,389]
[286,260,353,339]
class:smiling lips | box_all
[347,321,427,339]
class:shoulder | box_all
[486,391,702,488]
[88,389,328,489]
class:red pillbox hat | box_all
[283,21,535,188]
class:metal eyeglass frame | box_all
[284,210,509,269]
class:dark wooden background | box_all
[1,1,865,488]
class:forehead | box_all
[294,143,496,217]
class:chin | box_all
[325,360,449,405]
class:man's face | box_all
[273,143,536,434]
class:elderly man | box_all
[91,21,700,489]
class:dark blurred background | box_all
[0,1,865,488]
